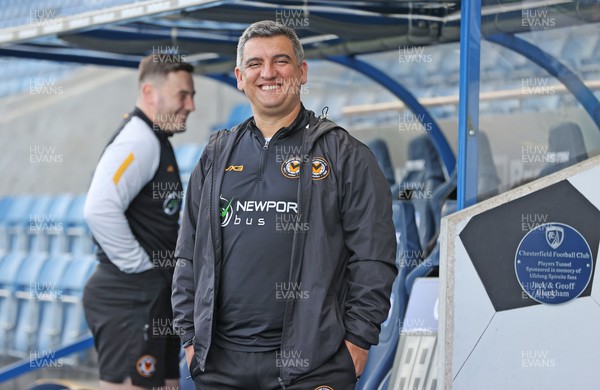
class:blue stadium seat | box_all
[403,177,460,300]
[0,251,27,354]
[46,194,75,255]
[0,197,13,223]
[398,135,445,250]
[405,245,440,296]
[65,195,87,232]
[174,143,205,175]
[539,122,588,177]
[26,195,56,253]
[428,171,457,235]
[3,195,35,252]
[367,138,396,187]
[36,255,73,352]
[65,195,94,255]
[13,252,48,354]
[358,201,421,390]
[58,255,97,350]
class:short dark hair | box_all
[138,54,194,84]
[236,20,304,68]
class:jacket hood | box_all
[304,106,345,149]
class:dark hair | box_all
[237,20,304,68]
[138,54,194,84]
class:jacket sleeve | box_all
[339,141,398,349]
[83,123,160,273]
[172,153,206,346]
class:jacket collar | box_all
[132,106,174,139]
[247,104,310,141]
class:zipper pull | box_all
[278,377,287,389]
[143,323,149,341]
[320,106,329,120]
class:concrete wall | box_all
[0,66,247,195]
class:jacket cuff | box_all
[180,333,195,348]
[345,332,371,350]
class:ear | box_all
[235,66,245,92]
[141,82,157,105]
[300,61,308,85]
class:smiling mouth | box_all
[260,84,281,91]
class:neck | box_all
[253,104,301,139]
[136,102,156,124]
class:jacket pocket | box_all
[341,341,357,375]
[188,355,202,380]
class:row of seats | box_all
[0,0,136,28]
[0,143,206,257]
[0,60,76,98]
[0,141,209,371]
[357,120,591,387]
[0,195,92,256]
[355,137,449,389]
[359,127,527,387]
[0,251,96,358]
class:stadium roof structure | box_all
[0,0,598,76]
[0,0,599,207]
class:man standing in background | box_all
[83,54,195,390]
[172,21,396,390]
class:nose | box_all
[185,94,195,112]
[260,62,277,79]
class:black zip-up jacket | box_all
[172,108,397,386]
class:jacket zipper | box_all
[257,138,273,182]
[204,130,222,371]
[257,142,268,182]
[278,123,315,386]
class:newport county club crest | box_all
[281,157,302,179]
[136,355,156,377]
[281,156,330,180]
[311,157,329,180]
[163,191,181,216]
[545,224,564,249]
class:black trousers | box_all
[190,342,357,389]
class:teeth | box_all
[261,85,279,91]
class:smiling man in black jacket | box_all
[172,20,397,390]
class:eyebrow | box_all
[179,88,196,97]
[244,54,293,66]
